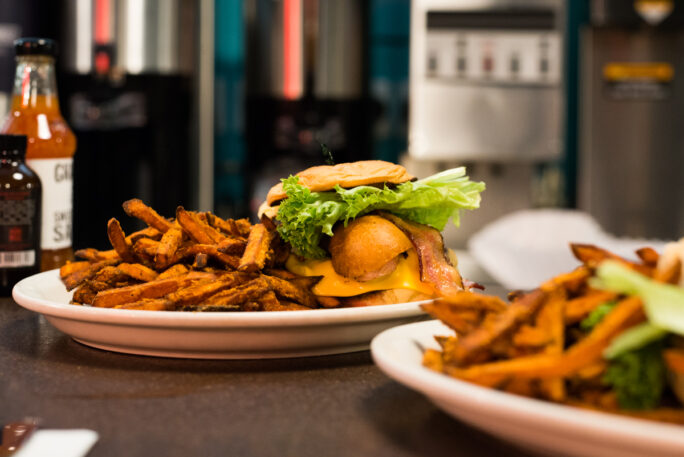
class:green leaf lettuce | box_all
[591,261,684,357]
[275,167,485,259]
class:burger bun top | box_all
[266,160,414,206]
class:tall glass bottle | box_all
[1,38,75,271]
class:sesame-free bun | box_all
[266,160,414,205]
[329,215,413,281]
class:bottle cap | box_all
[14,37,58,57]
[0,135,27,157]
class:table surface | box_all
[0,298,539,457]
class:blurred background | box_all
[2,0,683,250]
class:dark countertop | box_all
[0,298,538,457]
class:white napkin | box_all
[13,429,98,457]
[467,209,668,290]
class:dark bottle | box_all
[0,134,41,294]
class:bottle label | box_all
[0,250,36,267]
[0,191,38,267]
[26,158,73,250]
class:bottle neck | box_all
[0,151,24,165]
[11,55,60,113]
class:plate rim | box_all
[371,319,684,451]
[12,269,429,328]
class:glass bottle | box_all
[0,134,41,294]
[1,37,75,271]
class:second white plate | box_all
[13,269,429,359]
[371,320,684,457]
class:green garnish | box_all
[591,261,684,357]
[603,340,666,410]
[276,167,485,259]
[580,301,617,331]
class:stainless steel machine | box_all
[407,0,565,247]
[579,0,684,240]
[56,0,214,249]
[244,0,372,219]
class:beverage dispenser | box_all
[407,0,566,247]
[578,0,684,239]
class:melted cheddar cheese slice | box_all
[285,249,435,297]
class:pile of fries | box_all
[423,243,684,424]
[60,199,324,311]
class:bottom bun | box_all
[339,289,434,307]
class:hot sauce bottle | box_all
[0,134,41,294]
[2,38,75,271]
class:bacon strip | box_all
[379,212,464,295]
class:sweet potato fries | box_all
[60,199,322,312]
[423,243,684,424]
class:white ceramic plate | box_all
[12,269,429,359]
[371,320,684,457]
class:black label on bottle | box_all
[0,191,38,267]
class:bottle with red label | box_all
[0,134,41,294]
[1,37,75,271]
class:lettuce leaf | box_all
[603,322,667,360]
[580,301,617,331]
[591,261,684,357]
[276,167,485,259]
